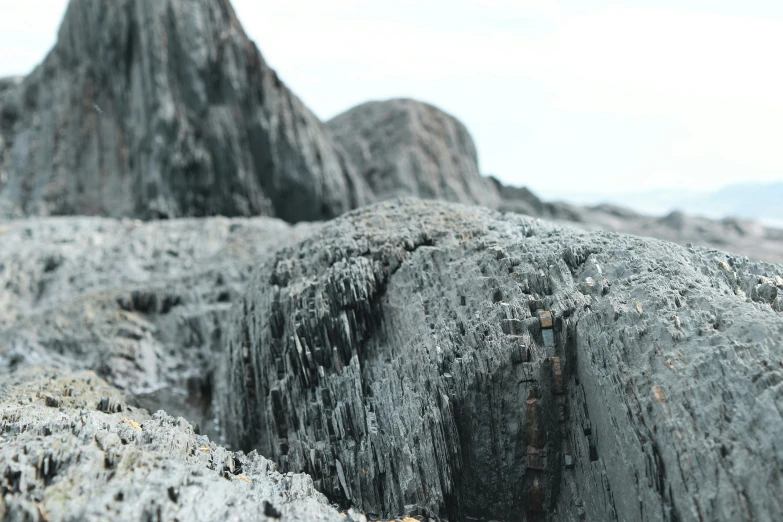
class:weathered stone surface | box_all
[328,99,500,208]
[0,215,317,438]
[0,0,371,221]
[0,368,345,522]
[224,198,783,521]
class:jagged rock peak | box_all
[328,98,500,208]
[0,0,372,221]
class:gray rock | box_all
[0,368,344,522]
[0,0,371,221]
[328,99,500,208]
[0,215,318,439]
[560,205,783,264]
[223,198,783,521]
[0,77,22,192]
[491,177,783,263]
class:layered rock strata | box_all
[223,198,783,521]
[0,215,317,438]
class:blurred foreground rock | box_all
[0,215,317,438]
[224,198,783,521]
[0,368,343,522]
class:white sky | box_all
[1,0,782,198]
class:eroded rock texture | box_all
[328,99,500,208]
[0,368,344,522]
[0,0,371,220]
[0,215,317,438]
[224,198,783,521]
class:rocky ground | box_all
[0,368,348,522]
[2,200,782,522]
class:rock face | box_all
[0,0,371,221]
[328,99,500,208]
[223,198,783,521]
[0,215,317,439]
[0,368,345,522]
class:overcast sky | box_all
[1,0,781,199]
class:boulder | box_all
[328,99,500,208]
[0,0,371,221]
[223,198,783,521]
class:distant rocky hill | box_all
[328,99,500,208]
[548,182,783,224]
[696,182,783,223]
[489,176,783,263]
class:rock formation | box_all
[328,99,500,208]
[490,177,783,263]
[2,0,779,267]
[2,0,783,520]
[0,215,317,439]
[0,368,347,522]
[223,198,783,521]
[0,0,371,221]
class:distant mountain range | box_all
[543,182,783,226]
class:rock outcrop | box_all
[0,0,371,221]
[0,215,317,439]
[0,368,346,522]
[2,1,782,520]
[328,99,500,208]
[223,198,783,521]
